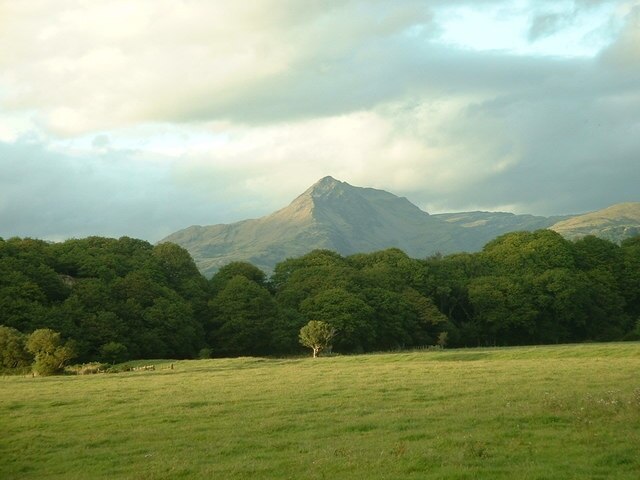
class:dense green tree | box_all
[100,341,128,365]
[468,275,539,345]
[210,261,267,293]
[0,238,65,333]
[270,307,307,354]
[401,288,450,345]
[114,270,166,308]
[209,276,279,356]
[482,230,575,274]
[422,253,483,329]
[153,242,209,302]
[620,236,640,318]
[300,288,375,352]
[1,231,637,362]
[51,236,153,280]
[272,249,347,277]
[0,245,68,304]
[141,296,203,358]
[273,251,358,312]
[348,248,424,293]
[75,310,127,361]
[531,268,590,343]
[627,318,640,340]
[271,250,350,289]
[0,275,48,332]
[573,236,622,273]
[0,325,31,369]
[360,288,413,349]
[580,268,629,340]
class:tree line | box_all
[1,230,639,372]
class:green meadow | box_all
[2,343,639,479]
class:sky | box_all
[1,0,639,242]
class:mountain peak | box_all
[316,175,340,185]
[307,176,345,193]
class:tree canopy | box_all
[1,231,639,371]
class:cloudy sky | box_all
[1,0,639,242]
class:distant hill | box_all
[433,211,571,248]
[160,177,640,276]
[549,202,640,241]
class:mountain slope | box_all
[161,177,464,276]
[160,177,639,276]
[549,202,640,241]
[433,211,572,247]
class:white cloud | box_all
[171,104,497,206]
[0,0,438,134]
[600,3,640,67]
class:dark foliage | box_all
[0,232,638,366]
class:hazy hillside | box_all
[160,177,639,276]
[433,211,571,247]
[549,202,640,241]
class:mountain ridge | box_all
[160,177,640,276]
[550,202,640,241]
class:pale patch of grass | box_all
[1,343,639,479]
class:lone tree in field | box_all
[299,320,336,358]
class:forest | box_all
[1,230,639,370]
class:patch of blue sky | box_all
[48,124,230,158]
[433,1,620,58]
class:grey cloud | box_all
[173,19,640,218]
[528,13,569,41]
[0,141,262,242]
[527,0,625,43]
[397,52,640,216]
[181,41,586,126]
[599,5,640,68]
[201,2,633,126]
[0,0,534,133]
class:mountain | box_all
[549,202,640,241]
[162,177,460,276]
[433,211,572,248]
[160,177,640,276]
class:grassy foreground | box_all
[1,343,640,479]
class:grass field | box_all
[2,343,640,479]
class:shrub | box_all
[100,342,128,365]
[198,347,212,359]
[26,329,76,376]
